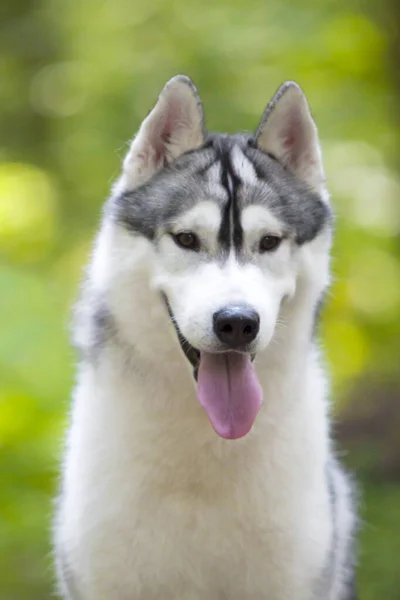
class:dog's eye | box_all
[259,235,282,253]
[173,231,200,251]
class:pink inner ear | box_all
[151,117,169,165]
[151,99,184,166]
[281,112,305,169]
[283,133,296,149]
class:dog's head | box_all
[105,76,332,438]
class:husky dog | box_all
[55,75,357,600]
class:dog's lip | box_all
[162,293,199,368]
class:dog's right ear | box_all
[121,75,205,189]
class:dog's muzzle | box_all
[161,294,256,380]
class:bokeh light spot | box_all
[348,249,400,320]
[324,319,369,383]
[30,62,88,117]
[0,163,57,263]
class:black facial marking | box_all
[231,173,244,250]
[207,136,243,253]
[218,190,231,251]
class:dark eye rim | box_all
[171,231,200,251]
[259,235,282,253]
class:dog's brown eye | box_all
[173,232,200,251]
[259,235,282,253]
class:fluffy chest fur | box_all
[58,343,332,600]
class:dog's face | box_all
[156,189,295,357]
[146,142,330,361]
[107,76,332,438]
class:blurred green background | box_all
[1,0,400,598]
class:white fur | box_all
[241,204,288,239]
[170,201,222,249]
[55,216,353,600]
[231,145,258,185]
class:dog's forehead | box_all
[199,137,331,244]
[197,139,279,212]
[113,133,331,244]
[171,152,283,237]
[171,200,222,232]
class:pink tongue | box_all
[197,352,263,440]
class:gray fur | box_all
[110,148,217,239]
[57,550,82,600]
[72,293,116,362]
[328,459,359,600]
[243,143,332,244]
[326,460,339,597]
[346,576,358,600]
[111,132,331,251]
[342,479,359,600]
[311,460,358,600]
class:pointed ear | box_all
[255,82,325,192]
[122,75,205,188]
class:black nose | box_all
[213,305,260,348]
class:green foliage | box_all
[358,482,400,599]
[0,0,399,597]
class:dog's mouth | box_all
[163,294,200,372]
[163,295,263,440]
[176,323,201,377]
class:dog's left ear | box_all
[255,82,325,192]
[121,75,205,189]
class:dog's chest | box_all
[79,470,326,600]
[129,493,292,598]
[65,380,331,599]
